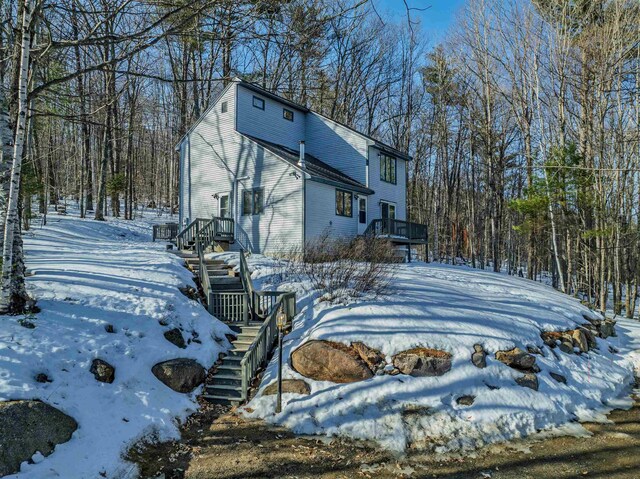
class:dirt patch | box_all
[129,395,640,478]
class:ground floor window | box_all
[335,189,353,217]
[381,201,396,220]
[242,188,264,215]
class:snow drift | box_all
[244,259,638,452]
[0,212,230,478]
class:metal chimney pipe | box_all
[298,140,306,169]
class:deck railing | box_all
[177,217,235,250]
[240,290,296,401]
[211,216,234,239]
[209,291,249,323]
[176,218,209,249]
[364,218,428,242]
[238,250,296,401]
[152,223,179,242]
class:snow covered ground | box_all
[244,258,640,453]
[0,210,230,478]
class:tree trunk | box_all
[0,0,35,314]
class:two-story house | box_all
[177,78,427,257]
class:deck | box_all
[364,218,428,245]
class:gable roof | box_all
[236,79,412,161]
[176,78,413,161]
[243,135,375,196]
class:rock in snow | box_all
[515,373,539,391]
[456,395,475,406]
[0,400,77,476]
[494,347,538,372]
[351,341,386,373]
[164,327,187,349]
[549,372,567,384]
[471,344,487,368]
[263,379,311,396]
[291,340,373,383]
[152,358,206,393]
[90,358,115,383]
[392,348,452,377]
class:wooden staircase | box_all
[173,218,296,406]
[203,323,262,404]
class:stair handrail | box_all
[239,291,296,401]
[195,219,216,306]
[239,250,255,300]
[176,217,208,250]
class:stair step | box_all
[235,334,258,342]
[202,394,242,405]
[222,355,243,364]
[232,340,254,347]
[209,269,232,277]
[210,276,241,284]
[226,349,248,357]
[209,285,245,292]
[209,373,242,385]
[228,323,263,333]
[217,363,242,372]
[206,383,241,393]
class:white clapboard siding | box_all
[305,180,359,242]
[179,79,411,254]
[235,85,306,151]
[179,83,237,225]
[367,145,407,221]
[180,85,304,253]
[304,112,369,185]
[234,135,304,255]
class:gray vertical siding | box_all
[235,85,306,150]
[304,112,369,185]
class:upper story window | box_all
[242,188,264,215]
[253,96,265,110]
[283,108,294,121]
[380,154,397,184]
[221,101,228,113]
[335,189,352,217]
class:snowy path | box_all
[245,260,639,452]
[1,214,229,478]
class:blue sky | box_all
[373,0,466,41]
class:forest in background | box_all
[0,0,638,317]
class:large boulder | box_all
[90,358,115,383]
[0,400,78,476]
[291,340,373,383]
[495,347,538,372]
[350,341,386,373]
[263,379,311,396]
[392,348,452,377]
[152,358,206,393]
